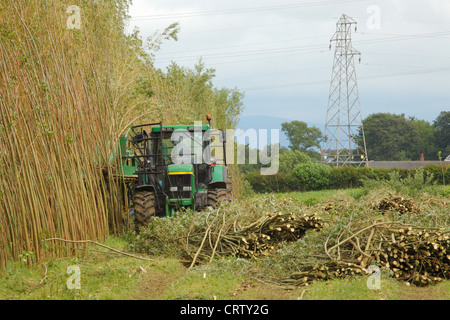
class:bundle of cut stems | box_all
[281,220,449,287]
[185,211,323,267]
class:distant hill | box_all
[235,115,290,148]
[235,115,324,149]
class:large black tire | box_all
[207,189,229,208]
[133,191,156,233]
[225,174,233,202]
[207,175,233,208]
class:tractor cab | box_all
[120,118,231,232]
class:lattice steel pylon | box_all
[320,14,368,167]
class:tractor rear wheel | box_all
[207,175,233,208]
[207,189,228,208]
[225,174,233,202]
[133,191,156,233]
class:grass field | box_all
[1,186,448,300]
[1,235,448,300]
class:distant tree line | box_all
[359,111,449,161]
[239,111,449,193]
[277,111,449,163]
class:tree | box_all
[278,150,312,174]
[434,111,450,156]
[281,121,323,152]
[150,60,244,129]
[361,113,422,161]
[409,117,438,160]
[293,163,331,191]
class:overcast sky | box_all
[126,0,450,134]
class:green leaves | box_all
[278,149,312,174]
[433,111,450,155]
[361,112,448,161]
[18,251,34,265]
[293,163,331,191]
[145,22,180,59]
[362,113,417,160]
[281,121,323,152]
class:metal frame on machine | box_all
[122,122,168,213]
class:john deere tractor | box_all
[119,116,232,232]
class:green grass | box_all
[161,271,244,300]
[272,188,363,206]
[0,236,153,300]
[1,187,449,300]
[302,275,450,300]
[2,230,448,300]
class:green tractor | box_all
[119,116,232,232]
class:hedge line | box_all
[243,164,450,193]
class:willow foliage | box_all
[0,0,244,269]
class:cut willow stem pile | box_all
[375,196,418,215]
[186,211,323,268]
[282,220,449,288]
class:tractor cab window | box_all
[162,133,175,163]
[196,164,209,189]
[160,130,210,165]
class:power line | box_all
[218,62,442,82]
[355,31,450,46]
[360,66,450,80]
[362,31,450,38]
[195,49,328,67]
[368,51,450,60]
[180,21,315,36]
[156,44,327,63]
[244,79,329,91]
[352,16,450,26]
[130,0,365,20]
[363,62,444,69]
[155,30,450,64]
[157,35,331,56]
[219,66,330,82]
[243,66,450,91]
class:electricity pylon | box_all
[321,14,368,167]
